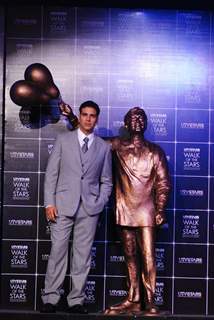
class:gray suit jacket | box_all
[44,130,112,216]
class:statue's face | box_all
[126,109,146,133]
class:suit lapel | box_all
[71,130,82,171]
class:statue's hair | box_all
[124,107,147,131]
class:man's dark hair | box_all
[79,100,100,116]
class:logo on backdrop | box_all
[16,43,33,58]
[177,291,202,299]
[184,87,201,105]
[106,243,126,275]
[176,144,208,176]
[13,177,30,201]
[110,255,125,263]
[10,245,28,268]
[182,215,200,239]
[183,147,200,170]
[9,279,27,303]
[117,79,134,101]
[180,189,203,197]
[155,282,164,306]
[109,289,127,297]
[178,257,202,264]
[150,112,167,136]
[14,113,34,131]
[113,120,124,130]
[175,244,206,277]
[37,242,51,274]
[180,12,204,35]
[177,109,208,142]
[14,17,37,26]
[8,219,32,226]
[85,280,96,304]
[156,248,165,272]
[76,76,107,106]
[3,207,37,239]
[41,253,49,262]
[91,247,96,270]
[181,122,204,130]
[49,11,68,33]
[10,151,34,159]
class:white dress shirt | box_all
[77,128,94,149]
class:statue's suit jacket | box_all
[44,129,112,216]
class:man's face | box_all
[79,106,98,135]
[127,112,146,133]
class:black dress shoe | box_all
[67,304,88,314]
[40,303,56,313]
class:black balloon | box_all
[24,63,60,99]
[45,84,60,99]
[24,63,53,85]
[10,80,50,107]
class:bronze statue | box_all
[60,104,170,315]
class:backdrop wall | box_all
[0,4,213,315]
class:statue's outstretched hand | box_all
[59,102,72,116]
[59,101,79,128]
[156,213,166,226]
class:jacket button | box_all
[81,176,84,180]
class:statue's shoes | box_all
[143,304,159,316]
[104,299,141,315]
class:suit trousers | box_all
[42,201,99,306]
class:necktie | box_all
[82,137,89,153]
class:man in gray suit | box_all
[41,100,112,314]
